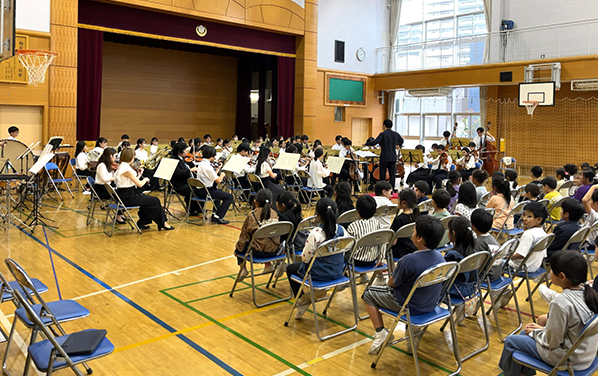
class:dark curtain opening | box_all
[235,56,252,138]
[77,29,103,141]
[277,56,295,138]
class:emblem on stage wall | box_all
[196,25,207,37]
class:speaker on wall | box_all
[335,40,345,63]
[500,71,513,82]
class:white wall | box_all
[318,0,388,74]
[16,0,50,33]
[489,0,598,62]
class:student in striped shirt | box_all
[346,195,385,267]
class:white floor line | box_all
[0,309,43,376]
[72,255,235,301]
[272,338,372,376]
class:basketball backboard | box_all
[1,0,16,62]
[518,82,555,107]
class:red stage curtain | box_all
[277,57,295,138]
[77,29,103,141]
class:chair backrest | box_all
[538,199,549,208]
[314,236,356,259]
[337,209,360,225]
[510,189,518,199]
[562,226,591,251]
[560,180,574,191]
[4,258,45,308]
[251,221,294,241]
[45,162,59,171]
[440,215,458,229]
[247,173,263,185]
[478,192,491,205]
[70,158,76,166]
[87,176,95,186]
[418,199,433,212]
[374,205,399,218]
[292,215,318,239]
[400,261,460,312]
[187,177,207,191]
[349,229,394,264]
[479,238,520,280]
[550,195,568,210]
[390,222,415,245]
[515,233,555,273]
[457,251,491,275]
[549,314,598,374]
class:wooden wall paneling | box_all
[100,42,238,145]
[50,24,78,68]
[226,0,246,19]
[50,0,78,26]
[48,66,77,108]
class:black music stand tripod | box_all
[400,149,424,179]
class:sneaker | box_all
[274,262,287,279]
[237,268,249,282]
[359,274,370,284]
[539,284,559,304]
[211,215,230,225]
[369,329,394,355]
[294,294,311,319]
[263,263,276,274]
[405,329,423,355]
[372,274,388,286]
[82,191,91,195]
[533,273,547,283]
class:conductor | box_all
[365,119,404,192]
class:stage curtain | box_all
[277,56,295,138]
[235,56,252,138]
[77,29,103,141]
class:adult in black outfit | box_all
[114,148,174,231]
[365,119,404,192]
[170,141,202,216]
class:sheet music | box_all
[325,156,345,174]
[153,158,179,181]
[29,153,55,175]
[223,154,251,174]
[354,150,378,159]
[273,153,300,171]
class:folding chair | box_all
[545,195,568,228]
[297,170,323,210]
[374,205,399,221]
[288,215,318,262]
[185,178,213,226]
[370,262,462,376]
[86,177,107,226]
[388,222,416,273]
[246,173,264,209]
[69,158,86,192]
[513,313,598,376]
[511,233,555,322]
[223,170,250,215]
[337,209,360,228]
[3,259,92,376]
[491,200,527,240]
[559,180,574,196]
[44,162,74,201]
[500,157,516,171]
[417,198,433,215]
[436,215,458,252]
[478,191,491,207]
[324,229,394,320]
[230,222,295,308]
[0,271,48,306]
[284,236,358,341]
[439,251,491,363]
[582,221,598,278]
[11,290,114,376]
[538,198,549,207]
[103,184,142,237]
[159,178,187,221]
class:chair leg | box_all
[2,316,19,376]
[229,260,244,297]
[445,304,463,376]
[525,275,537,323]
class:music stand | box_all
[25,153,57,232]
[16,141,40,175]
[47,136,63,152]
[153,158,184,220]
[400,149,424,177]
[450,138,471,149]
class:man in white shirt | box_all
[331,135,343,151]
[473,125,495,150]
[196,145,232,224]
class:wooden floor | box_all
[0,186,591,376]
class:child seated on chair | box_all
[414,180,430,204]
[373,181,394,229]
[346,195,384,268]
[471,209,501,281]
[542,176,563,222]
[508,202,549,274]
[362,215,445,355]
[390,189,419,260]
[286,198,346,319]
[546,198,584,258]
[431,189,451,219]
[581,184,598,251]
[472,169,489,203]
[499,250,598,376]
[234,189,280,281]
[529,165,543,185]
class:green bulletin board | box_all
[325,73,367,107]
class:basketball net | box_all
[15,50,58,87]
[523,101,539,117]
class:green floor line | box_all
[160,290,312,376]
[160,273,238,293]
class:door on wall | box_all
[0,105,43,149]
[351,117,372,145]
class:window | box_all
[334,107,345,122]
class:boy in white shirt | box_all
[508,202,549,273]
[373,181,394,229]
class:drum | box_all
[0,139,34,174]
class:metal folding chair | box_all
[284,236,358,341]
[370,262,462,376]
[11,290,114,376]
[388,222,416,273]
[223,170,250,215]
[478,191,491,207]
[479,239,522,342]
[582,221,598,278]
[491,200,527,240]
[86,177,107,226]
[373,205,399,227]
[511,233,555,322]
[288,215,318,262]
[44,162,74,201]
[246,173,265,209]
[439,251,491,363]
[513,313,598,376]
[500,157,516,171]
[186,178,213,226]
[103,184,142,237]
[436,215,458,252]
[69,158,86,192]
[559,180,574,196]
[337,209,360,228]
[545,195,568,228]
[417,198,433,215]
[324,229,394,320]
[297,170,323,210]
[3,259,92,376]
[230,222,294,307]
[159,178,187,221]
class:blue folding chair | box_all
[44,162,74,200]
[370,262,461,376]
[491,200,527,240]
[479,239,523,342]
[435,215,458,252]
[69,158,86,192]
[546,195,569,228]
[86,177,108,226]
[103,184,142,237]
[513,313,598,376]
[284,236,358,341]
[230,222,295,308]
[186,177,215,226]
[288,215,317,262]
[297,170,323,210]
[388,222,416,272]
[12,290,114,376]
[3,259,92,376]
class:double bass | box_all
[480,121,499,175]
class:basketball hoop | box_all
[15,50,57,87]
[523,101,539,117]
